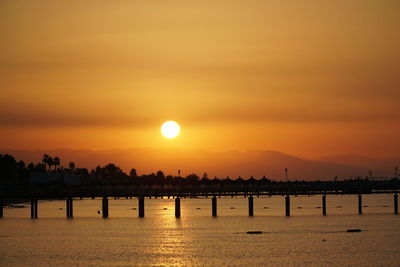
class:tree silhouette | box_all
[156,170,165,179]
[129,168,137,178]
[53,157,61,171]
[0,154,17,181]
[42,154,53,172]
[69,162,75,173]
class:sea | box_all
[0,194,399,266]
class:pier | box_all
[0,179,399,219]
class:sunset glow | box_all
[1,2,399,265]
[0,0,399,175]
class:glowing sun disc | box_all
[161,121,180,139]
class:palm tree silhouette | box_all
[42,154,53,172]
[53,157,61,171]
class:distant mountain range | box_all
[0,148,398,181]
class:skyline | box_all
[1,0,400,161]
[1,148,398,180]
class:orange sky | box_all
[0,0,399,159]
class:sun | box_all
[161,121,180,139]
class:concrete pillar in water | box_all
[30,199,38,219]
[31,199,35,219]
[248,196,254,216]
[66,198,74,218]
[70,198,73,218]
[35,199,38,218]
[0,198,3,218]
[285,195,290,216]
[66,198,70,218]
[212,196,217,217]
[175,197,181,218]
[322,195,327,216]
[394,194,398,215]
[358,194,362,215]
[102,197,109,218]
[138,197,145,218]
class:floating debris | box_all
[263,207,268,209]
[337,206,342,208]
[132,208,136,210]
[322,239,326,241]
[196,208,201,210]
[229,207,235,209]
[347,229,362,233]
[163,208,168,210]
[247,231,262,234]
[316,206,321,209]
[297,207,302,209]
[363,205,368,207]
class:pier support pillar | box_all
[0,198,3,218]
[358,194,362,215]
[394,194,398,215]
[102,197,109,218]
[66,198,73,218]
[248,196,254,216]
[31,199,34,218]
[35,199,38,218]
[212,196,217,217]
[138,197,145,218]
[70,198,73,218]
[66,198,69,218]
[175,197,181,218]
[31,199,38,219]
[285,195,290,216]
[322,195,327,216]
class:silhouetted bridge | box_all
[0,179,398,219]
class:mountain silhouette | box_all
[0,148,397,180]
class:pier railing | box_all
[1,179,398,198]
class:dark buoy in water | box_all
[347,229,362,233]
[247,231,262,234]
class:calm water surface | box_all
[0,194,399,266]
